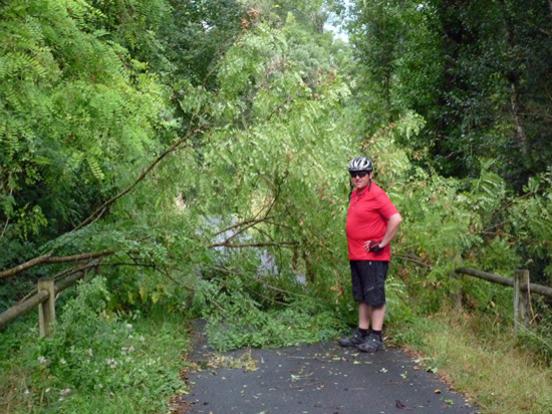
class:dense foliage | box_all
[1,0,551,412]
[347,0,552,184]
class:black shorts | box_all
[350,260,389,307]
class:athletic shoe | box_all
[356,332,384,353]
[338,329,367,347]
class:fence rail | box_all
[0,260,100,336]
[454,267,552,334]
[2,261,551,338]
[455,267,552,297]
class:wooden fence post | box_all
[513,269,530,334]
[452,270,463,309]
[38,279,56,337]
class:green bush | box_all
[0,277,187,414]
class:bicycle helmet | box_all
[348,156,373,172]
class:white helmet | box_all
[348,156,373,172]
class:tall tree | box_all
[347,0,552,186]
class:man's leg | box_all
[357,305,385,352]
[339,261,379,348]
[338,302,371,347]
[369,304,385,331]
[357,262,387,353]
[359,302,372,330]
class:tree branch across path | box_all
[73,127,203,232]
[0,251,113,280]
[0,120,203,280]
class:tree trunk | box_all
[500,0,529,156]
[509,82,528,156]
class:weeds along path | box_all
[176,321,477,414]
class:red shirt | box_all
[346,182,399,261]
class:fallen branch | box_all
[74,127,201,232]
[1,118,204,280]
[208,241,297,249]
[0,251,113,280]
[211,178,283,249]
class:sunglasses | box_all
[349,171,370,178]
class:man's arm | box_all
[364,212,402,252]
[379,213,402,248]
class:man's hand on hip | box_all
[364,240,384,253]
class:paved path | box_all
[182,326,477,414]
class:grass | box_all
[0,280,189,414]
[391,308,552,414]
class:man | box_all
[339,156,402,353]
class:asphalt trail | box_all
[182,325,477,414]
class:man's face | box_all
[350,170,372,190]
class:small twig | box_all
[0,216,9,240]
[250,288,290,306]
[480,192,533,235]
[104,253,195,292]
[395,254,432,268]
[212,215,274,238]
[0,217,10,239]
[261,282,309,298]
[53,261,105,282]
[251,227,276,245]
[0,187,13,240]
[211,174,287,249]
[17,260,103,303]
[217,194,279,246]
[158,265,195,292]
[206,294,226,312]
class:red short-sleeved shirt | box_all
[346,182,399,261]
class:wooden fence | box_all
[454,267,552,334]
[2,261,551,338]
[0,260,100,337]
